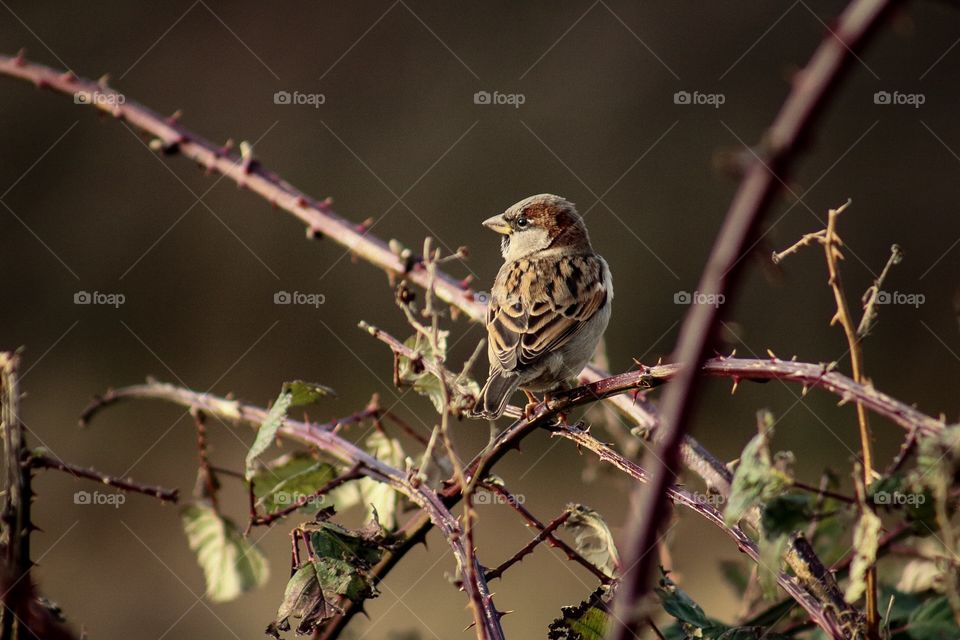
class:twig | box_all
[549,421,848,637]
[609,3,896,634]
[81,383,505,640]
[0,52,733,506]
[484,510,572,581]
[772,229,827,264]
[29,455,179,503]
[822,201,878,635]
[249,464,364,528]
[192,408,218,511]
[482,483,612,584]
[857,244,902,338]
[1,352,32,640]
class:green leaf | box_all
[725,411,793,526]
[563,505,619,578]
[906,596,960,640]
[655,570,712,630]
[845,506,882,603]
[245,388,294,480]
[547,587,611,640]
[181,503,269,603]
[268,516,386,636]
[760,493,814,539]
[251,452,338,515]
[354,432,405,529]
[282,380,336,407]
[757,530,789,599]
[397,333,480,416]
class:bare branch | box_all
[29,454,179,504]
[81,383,505,640]
[609,3,896,635]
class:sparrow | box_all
[472,194,613,419]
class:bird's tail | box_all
[473,372,520,420]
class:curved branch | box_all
[0,51,735,500]
[550,421,847,638]
[81,384,505,640]
[609,2,896,636]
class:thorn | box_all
[729,348,737,357]
[166,109,183,123]
[14,48,26,66]
[458,275,474,290]
[766,348,777,360]
[97,73,110,89]
[730,377,740,395]
[356,217,374,233]
[59,70,76,83]
[801,384,810,397]
[319,196,334,209]
[239,141,256,174]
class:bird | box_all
[472,194,613,420]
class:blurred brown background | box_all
[1,1,959,638]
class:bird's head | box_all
[482,194,590,261]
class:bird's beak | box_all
[482,214,511,235]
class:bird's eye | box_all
[515,216,528,229]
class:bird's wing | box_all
[487,254,608,373]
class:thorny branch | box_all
[608,3,896,636]
[29,455,179,503]
[80,382,506,640]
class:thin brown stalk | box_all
[822,201,878,636]
[607,3,895,634]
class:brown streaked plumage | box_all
[472,194,613,419]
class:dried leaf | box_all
[181,503,269,603]
[845,506,882,603]
[563,505,619,578]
